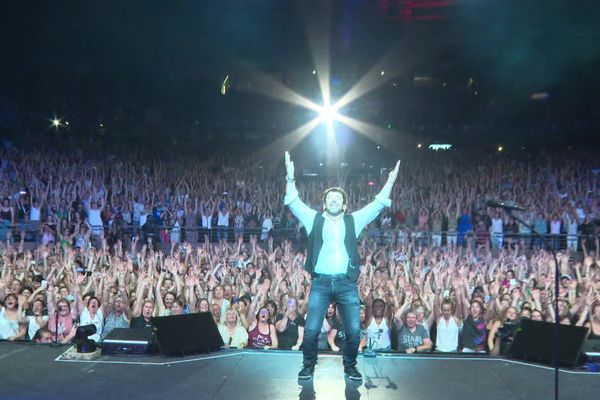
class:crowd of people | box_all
[1,146,600,355]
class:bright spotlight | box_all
[52,118,60,127]
[318,104,340,123]
[497,145,503,152]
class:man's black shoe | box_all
[344,366,362,381]
[298,365,314,380]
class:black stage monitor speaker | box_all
[151,312,223,355]
[510,319,588,367]
[102,328,155,355]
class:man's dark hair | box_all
[32,327,53,343]
[321,187,348,207]
[372,298,386,309]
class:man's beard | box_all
[326,208,344,217]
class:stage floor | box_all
[1,342,598,400]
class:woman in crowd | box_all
[433,293,462,353]
[317,302,341,352]
[219,308,248,348]
[275,297,304,350]
[26,298,48,341]
[46,298,77,343]
[79,296,104,342]
[247,306,278,349]
[0,294,26,340]
[487,306,519,356]
[460,299,487,352]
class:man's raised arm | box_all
[284,151,316,234]
[352,160,401,234]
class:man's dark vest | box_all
[304,213,360,283]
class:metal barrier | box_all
[0,221,594,251]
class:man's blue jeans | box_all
[302,275,361,368]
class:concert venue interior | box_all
[2,1,600,399]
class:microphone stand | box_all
[505,209,561,400]
[49,307,62,348]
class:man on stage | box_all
[283,151,400,381]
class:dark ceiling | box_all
[2,0,600,146]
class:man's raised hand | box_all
[387,160,401,184]
[285,151,295,181]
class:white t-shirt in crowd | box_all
[550,220,561,234]
[88,208,103,229]
[261,217,273,240]
[436,316,461,352]
[80,307,104,343]
[217,211,230,227]
[133,202,144,222]
[30,206,41,222]
[140,212,148,227]
[202,214,212,229]
[27,315,49,340]
[366,317,392,351]
[491,218,503,233]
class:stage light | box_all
[377,145,380,150]
[52,118,60,127]
[318,103,340,123]
[380,70,385,76]
[312,70,316,75]
[429,144,452,151]
[99,123,104,128]
[497,145,503,152]
[417,143,422,149]
[64,121,69,126]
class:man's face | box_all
[324,191,345,216]
[531,311,543,321]
[441,304,452,319]
[373,302,385,317]
[88,299,99,313]
[36,332,54,343]
[58,301,70,316]
[287,299,297,314]
[223,286,232,300]
[406,313,417,328]
[114,297,124,312]
[142,302,154,318]
[212,303,221,319]
[10,280,21,293]
[171,302,183,315]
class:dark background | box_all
[2,0,600,158]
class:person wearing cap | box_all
[284,151,400,381]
